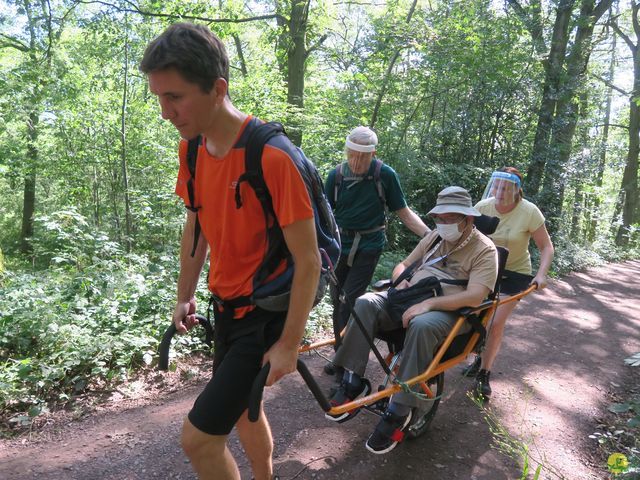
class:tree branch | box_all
[506,0,546,54]
[594,123,629,130]
[305,33,327,57]
[609,20,636,52]
[632,2,640,44]
[0,33,30,52]
[593,0,614,22]
[75,0,286,25]
[590,72,630,95]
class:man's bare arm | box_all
[262,217,321,386]
[173,211,208,333]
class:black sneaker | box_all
[462,356,481,377]
[365,409,413,454]
[325,378,371,423]
[474,369,492,400]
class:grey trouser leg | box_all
[333,291,397,376]
[393,310,470,408]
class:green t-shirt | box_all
[325,160,407,253]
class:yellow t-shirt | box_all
[475,198,545,274]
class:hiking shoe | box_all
[462,356,481,377]
[365,409,413,454]
[474,369,492,400]
[325,378,371,423]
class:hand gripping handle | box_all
[158,314,212,371]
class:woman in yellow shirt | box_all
[466,167,554,399]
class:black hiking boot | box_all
[474,369,492,401]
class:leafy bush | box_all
[0,208,337,425]
[0,252,184,420]
[0,209,208,423]
[546,233,640,276]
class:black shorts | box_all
[187,307,287,435]
[499,270,534,296]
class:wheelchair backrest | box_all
[488,246,509,300]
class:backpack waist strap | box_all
[341,225,386,267]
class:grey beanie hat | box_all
[428,186,481,217]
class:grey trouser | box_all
[333,291,470,407]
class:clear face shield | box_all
[345,138,375,175]
[481,171,521,207]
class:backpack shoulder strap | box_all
[186,136,201,212]
[372,158,386,211]
[234,121,285,211]
[333,162,346,204]
[186,136,203,257]
[234,121,291,288]
[391,236,442,287]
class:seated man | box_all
[327,186,498,455]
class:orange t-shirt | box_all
[175,116,314,315]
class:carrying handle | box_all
[248,360,332,422]
[158,314,212,371]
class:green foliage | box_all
[0,210,207,422]
[373,249,407,284]
[547,233,640,276]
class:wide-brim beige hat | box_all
[428,186,481,217]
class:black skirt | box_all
[499,269,534,296]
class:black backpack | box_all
[185,121,341,312]
[333,158,387,216]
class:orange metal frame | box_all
[299,284,537,416]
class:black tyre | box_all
[406,372,444,439]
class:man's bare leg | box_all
[181,417,240,480]
[236,406,274,480]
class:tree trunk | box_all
[588,9,616,242]
[93,164,101,227]
[616,68,640,245]
[524,0,575,196]
[488,104,504,163]
[284,0,310,146]
[538,0,612,234]
[614,2,640,245]
[20,0,41,254]
[572,94,590,240]
[233,34,248,77]
[419,93,438,155]
[20,112,37,255]
[120,20,132,252]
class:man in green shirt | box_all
[324,126,429,378]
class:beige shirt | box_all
[403,228,498,296]
[475,198,545,274]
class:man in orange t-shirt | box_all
[141,23,321,480]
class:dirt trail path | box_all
[1,260,639,480]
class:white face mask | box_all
[436,220,465,243]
